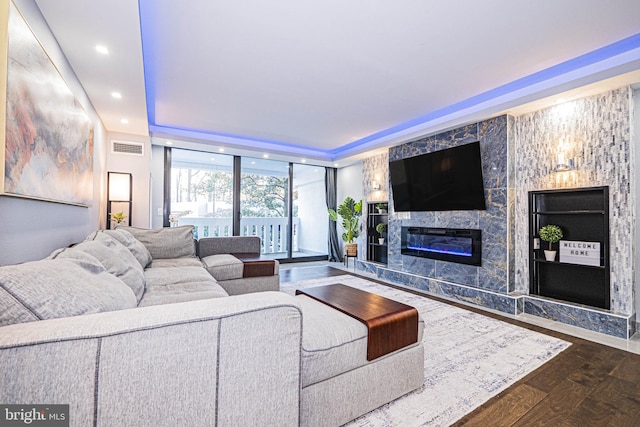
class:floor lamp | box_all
[107,172,132,229]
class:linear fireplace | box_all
[401,227,482,266]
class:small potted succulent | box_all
[375,222,387,244]
[539,224,563,261]
[109,212,127,225]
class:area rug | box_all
[280,275,570,426]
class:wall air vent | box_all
[111,140,144,156]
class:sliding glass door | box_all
[292,163,328,258]
[169,148,328,261]
[240,158,290,258]
[170,149,234,238]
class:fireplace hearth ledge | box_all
[356,260,635,340]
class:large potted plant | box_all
[328,197,362,256]
[539,224,563,261]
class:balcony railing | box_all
[176,216,299,254]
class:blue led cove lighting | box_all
[137,0,640,160]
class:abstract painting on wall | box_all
[1,2,93,207]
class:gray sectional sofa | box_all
[0,225,424,426]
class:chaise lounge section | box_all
[0,226,424,426]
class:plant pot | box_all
[345,243,358,257]
[378,238,385,244]
[544,250,557,262]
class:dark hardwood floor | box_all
[282,265,640,427]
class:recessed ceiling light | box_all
[210,157,215,161]
[95,45,109,55]
[166,141,172,145]
[334,163,339,167]
[120,118,128,124]
[251,161,256,165]
[111,91,122,99]
[263,154,269,158]
[218,148,224,152]
[301,159,307,163]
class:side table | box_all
[343,254,357,271]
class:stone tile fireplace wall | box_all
[360,87,636,339]
[386,117,514,293]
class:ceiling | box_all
[35,0,640,165]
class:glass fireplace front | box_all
[401,227,482,266]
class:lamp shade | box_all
[108,172,131,201]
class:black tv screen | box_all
[389,141,486,212]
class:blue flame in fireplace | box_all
[406,245,472,257]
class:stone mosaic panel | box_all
[514,87,633,315]
[362,152,389,261]
[507,115,517,292]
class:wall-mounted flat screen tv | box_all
[389,141,486,212]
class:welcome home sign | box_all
[559,240,601,266]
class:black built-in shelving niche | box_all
[529,186,610,309]
[367,202,388,265]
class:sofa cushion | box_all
[140,266,228,306]
[144,266,221,288]
[147,257,204,269]
[201,254,244,281]
[0,258,137,327]
[138,282,229,307]
[296,294,424,387]
[97,229,152,269]
[117,226,196,259]
[55,235,146,303]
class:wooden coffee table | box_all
[296,283,419,360]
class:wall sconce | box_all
[555,138,574,172]
[372,181,380,190]
[107,172,132,229]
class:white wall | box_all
[0,0,108,265]
[337,162,363,208]
[106,132,151,228]
[336,161,364,256]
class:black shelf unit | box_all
[529,186,610,309]
[367,202,388,265]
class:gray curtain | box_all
[325,168,343,262]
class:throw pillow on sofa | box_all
[0,257,137,327]
[93,229,152,269]
[116,225,196,259]
[53,235,146,303]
